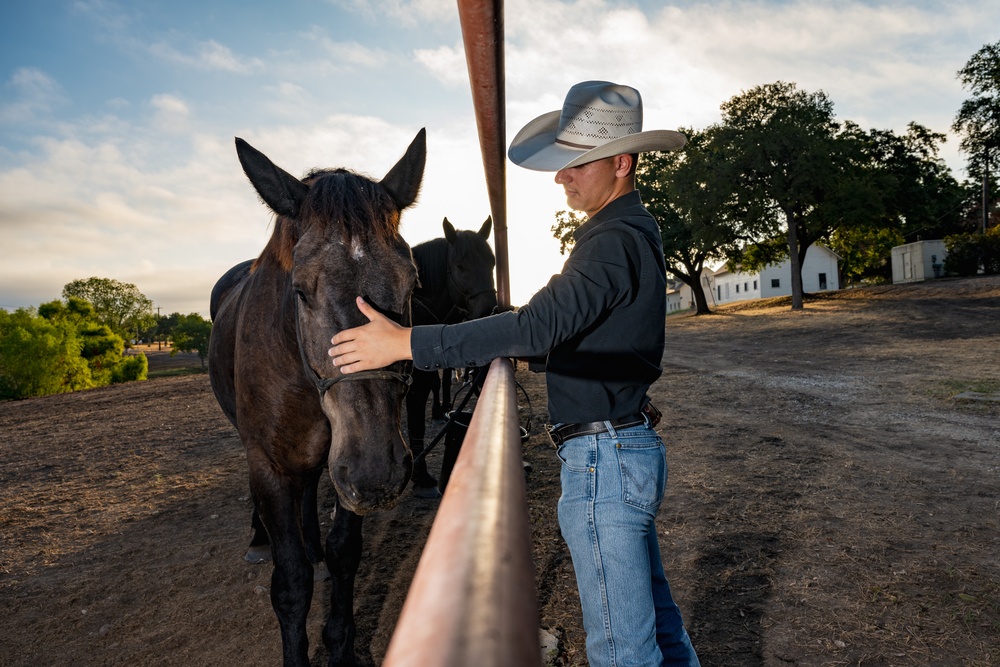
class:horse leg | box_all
[405,373,439,495]
[246,507,272,563]
[254,473,314,667]
[322,501,363,666]
[430,369,444,420]
[246,472,320,566]
[442,368,453,413]
[301,467,324,565]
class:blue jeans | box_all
[556,421,699,667]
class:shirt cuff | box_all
[410,324,447,371]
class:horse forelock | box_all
[252,169,402,273]
[303,169,402,249]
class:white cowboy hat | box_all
[508,80,687,172]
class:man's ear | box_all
[614,153,634,178]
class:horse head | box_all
[442,216,497,318]
[234,130,426,514]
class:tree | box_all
[953,41,1000,233]
[638,127,744,314]
[551,209,587,255]
[62,277,155,342]
[719,81,872,309]
[852,122,970,242]
[170,313,212,369]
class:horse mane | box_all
[253,168,402,272]
[411,237,449,294]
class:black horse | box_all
[407,217,496,496]
[208,131,425,667]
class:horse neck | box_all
[412,239,458,324]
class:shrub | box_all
[944,233,983,276]
[112,353,148,383]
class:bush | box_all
[112,353,148,383]
[0,308,94,399]
[944,233,984,276]
[983,226,1000,275]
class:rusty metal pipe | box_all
[381,359,541,667]
[456,0,510,309]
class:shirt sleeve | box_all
[410,223,640,371]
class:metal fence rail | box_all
[381,359,540,667]
[382,1,542,665]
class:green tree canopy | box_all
[638,127,744,314]
[953,40,1000,181]
[719,81,867,309]
[62,277,155,341]
[170,312,212,369]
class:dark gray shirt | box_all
[410,190,666,424]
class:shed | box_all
[891,240,947,284]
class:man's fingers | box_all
[356,295,378,320]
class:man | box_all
[329,81,700,666]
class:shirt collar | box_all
[573,189,643,241]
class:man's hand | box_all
[329,296,413,373]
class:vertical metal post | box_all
[456,0,510,308]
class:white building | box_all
[891,240,947,284]
[680,244,841,307]
[665,279,689,313]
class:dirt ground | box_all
[1,276,998,667]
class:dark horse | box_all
[208,130,425,667]
[407,217,496,496]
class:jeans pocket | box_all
[616,439,666,514]
[556,440,594,472]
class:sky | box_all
[1,0,998,317]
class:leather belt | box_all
[547,402,661,448]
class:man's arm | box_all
[329,296,412,373]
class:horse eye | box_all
[294,289,308,305]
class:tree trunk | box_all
[787,219,804,310]
[675,265,712,315]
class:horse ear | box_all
[443,217,457,243]
[479,216,493,239]
[235,138,309,219]
[380,128,426,210]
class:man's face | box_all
[554,156,627,217]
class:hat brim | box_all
[507,110,687,172]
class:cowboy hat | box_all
[508,81,687,172]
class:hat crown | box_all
[555,81,643,150]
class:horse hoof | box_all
[412,485,442,499]
[244,545,272,564]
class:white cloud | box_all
[0,68,66,123]
[149,39,264,74]
[414,44,468,87]
[328,0,456,26]
[303,28,390,69]
[149,94,191,133]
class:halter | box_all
[295,296,411,395]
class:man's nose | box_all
[554,169,569,184]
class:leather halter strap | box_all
[295,296,411,395]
